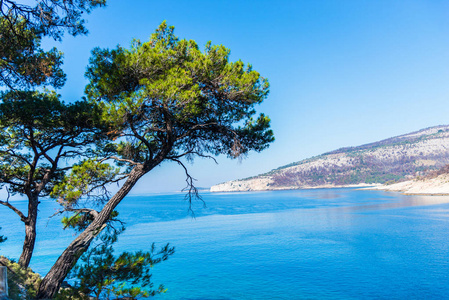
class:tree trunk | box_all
[36,168,146,299]
[18,196,38,268]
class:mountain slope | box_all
[211,125,449,192]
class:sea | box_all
[2,188,449,299]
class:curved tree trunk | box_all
[18,217,37,268]
[18,196,39,268]
[36,167,146,299]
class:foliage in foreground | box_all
[55,230,174,300]
[38,21,273,298]
[0,256,41,300]
[0,0,106,89]
[0,0,108,269]
[0,227,6,246]
[0,230,173,300]
[0,89,110,268]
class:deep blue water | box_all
[2,188,449,299]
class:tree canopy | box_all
[56,229,174,300]
[86,21,273,164]
[0,90,108,267]
[0,0,105,89]
[0,16,65,89]
[0,90,106,200]
[1,0,106,39]
[0,0,107,269]
[37,21,274,298]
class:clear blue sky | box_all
[43,0,449,193]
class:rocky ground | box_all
[211,125,449,192]
[374,173,449,195]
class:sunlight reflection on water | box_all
[3,189,449,299]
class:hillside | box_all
[373,173,449,195]
[373,164,449,195]
[211,125,449,192]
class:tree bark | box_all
[18,195,38,268]
[36,167,146,299]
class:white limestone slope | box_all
[211,125,449,192]
[375,174,449,195]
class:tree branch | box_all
[108,156,140,166]
[129,120,153,160]
[167,150,218,164]
[176,121,219,140]
[0,149,33,168]
[170,158,204,215]
[0,199,26,222]
[65,208,99,218]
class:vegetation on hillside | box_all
[215,126,449,191]
[267,126,449,188]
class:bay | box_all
[2,189,449,299]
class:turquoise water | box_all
[2,189,449,299]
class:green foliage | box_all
[85,21,274,163]
[0,90,104,131]
[0,88,112,268]
[0,227,6,246]
[1,0,106,39]
[51,159,119,205]
[0,90,107,197]
[384,179,398,185]
[0,16,65,89]
[0,0,106,89]
[35,22,273,298]
[0,256,41,300]
[57,231,174,300]
[61,214,93,231]
[61,210,120,232]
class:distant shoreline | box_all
[367,174,449,196]
[211,125,449,195]
[211,179,449,196]
[210,182,377,193]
